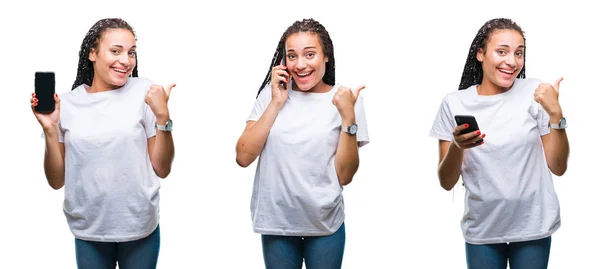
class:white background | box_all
[1,0,598,268]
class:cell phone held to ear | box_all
[34,71,56,114]
[280,47,288,90]
[454,115,483,143]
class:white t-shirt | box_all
[430,78,561,245]
[57,77,160,242]
[247,83,369,236]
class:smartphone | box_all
[454,115,483,143]
[280,46,288,89]
[34,71,56,113]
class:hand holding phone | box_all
[31,71,61,130]
[453,115,485,148]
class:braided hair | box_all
[256,18,335,98]
[71,18,138,90]
[458,18,526,90]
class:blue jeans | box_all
[74,225,160,269]
[261,223,346,269]
[465,236,551,269]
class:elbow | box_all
[155,168,171,179]
[49,180,64,190]
[437,170,455,191]
[339,175,353,186]
[235,153,250,168]
[550,163,567,177]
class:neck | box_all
[477,79,511,96]
[86,75,122,93]
[292,80,332,93]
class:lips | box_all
[498,68,515,79]
[294,70,313,82]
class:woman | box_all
[430,18,570,269]
[235,18,369,269]
[30,18,175,268]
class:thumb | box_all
[164,83,176,96]
[352,85,366,98]
[553,77,563,93]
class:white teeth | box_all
[499,69,514,74]
[113,68,127,73]
[297,72,311,77]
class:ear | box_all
[324,56,329,63]
[88,48,97,62]
[476,48,484,62]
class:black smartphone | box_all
[34,71,56,113]
[454,115,483,143]
[280,46,288,89]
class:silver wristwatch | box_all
[549,117,567,130]
[341,123,358,135]
[156,119,173,132]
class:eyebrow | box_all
[287,46,317,52]
[110,45,137,49]
[498,44,524,48]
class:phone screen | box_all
[35,72,56,113]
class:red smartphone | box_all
[34,71,56,113]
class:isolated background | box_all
[1,0,598,268]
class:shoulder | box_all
[513,78,543,94]
[127,77,154,90]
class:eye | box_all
[306,52,315,58]
[288,54,297,60]
[515,51,524,57]
[111,49,119,54]
[497,50,506,55]
[128,51,137,57]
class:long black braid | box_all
[256,18,335,98]
[71,18,138,90]
[458,18,526,90]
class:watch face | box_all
[559,118,567,128]
[349,124,358,134]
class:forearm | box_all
[43,127,65,190]
[335,116,359,186]
[545,113,570,176]
[236,101,282,167]
[438,141,464,191]
[151,116,175,178]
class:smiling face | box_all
[88,28,137,90]
[476,29,525,92]
[284,31,330,93]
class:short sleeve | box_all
[247,84,272,122]
[354,95,369,147]
[536,102,551,136]
[143,104,157,138]
[430,95,456,142]
[58,121,65,143]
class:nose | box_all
[504,54,516,67]
[295,56,307,70]
[118,53,130,68]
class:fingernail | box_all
[32,93,35,97]
[476,130,481,135]
[55,93,58,97]
[482,134,486,138]
[464,124,469,128]
[481,141,485,145]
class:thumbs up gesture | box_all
[534,77,563,117]
[146,83,176,120]
[332,85,365,120]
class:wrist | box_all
[156,113,171,125]
[549,109,564,123]
[341,115,356,126]
[43,124,59,135]
[269,99,285,110]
